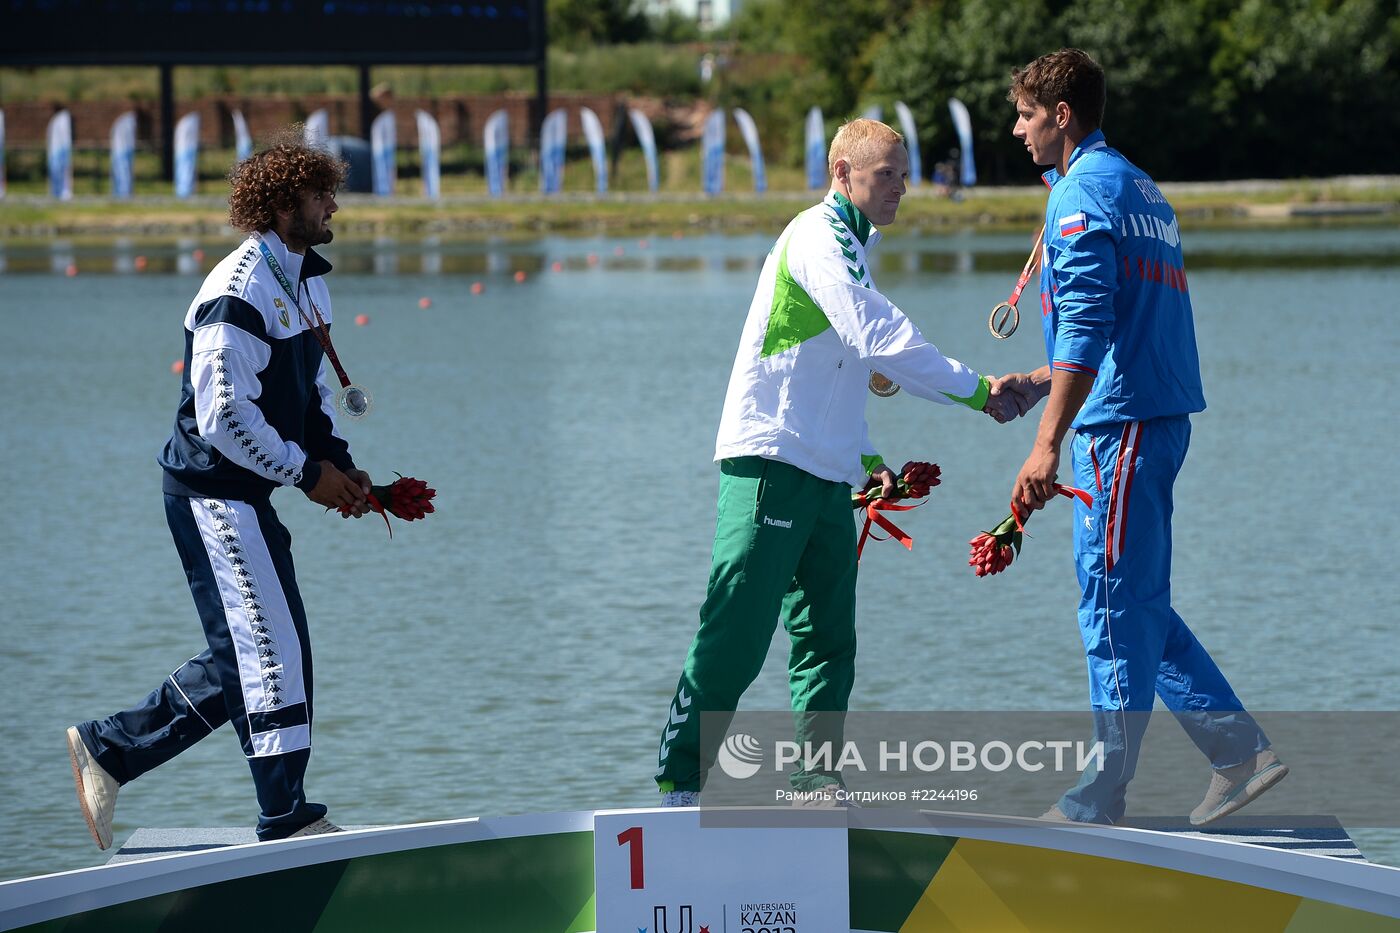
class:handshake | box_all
[982,372,1046,424]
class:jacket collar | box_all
[825,191,876,246]
[255,228,333,283]
[1040,129,1107,189]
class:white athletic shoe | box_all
[66,726,119,851]
[1037,804,1074,822]
[289,816,343,838]
[1190,748,1289,826]
[661,790,701,808]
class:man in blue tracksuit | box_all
[997,49,1287,825]
[65,141,372,849]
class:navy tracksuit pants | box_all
[77,494,326,840]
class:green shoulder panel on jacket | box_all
[761,237,833,358]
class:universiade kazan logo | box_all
[717,732,764,779]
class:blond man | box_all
[654,120,1016,805]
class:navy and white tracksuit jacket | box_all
[1040,132,1268,823]
[79,230,353,840]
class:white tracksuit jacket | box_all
[714,192,989,486]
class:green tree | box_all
[1210,0,1400,177]
[1059,0,1220,180]
[872,0,1058,184]
[548,0,651,50]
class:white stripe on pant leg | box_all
[250,724,310,756]
[1109,422,1140,568]
[168,655,217,733]
[189,498,309,757]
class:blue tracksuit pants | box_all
[1057,415,1269,823]
[76,494,326,840]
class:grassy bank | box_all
[2,175,1397,240]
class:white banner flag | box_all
[732,108,766,194]
[539,108,567,194]
[415,110,441,200]
[110,111,136,198]
[627,108,659,193]
[305,109,329,149]
[948,97,977,187]
[893,101,922,187]
[805,106,825,190]
[484,109,509,198]
[231,109,253,163]
[371,110,396,197]
[173,111,199,199]
[579,107,608,194]
[47,109,73,201]
[702,108,725,196]
[862,104,883,122]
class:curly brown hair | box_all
[227,141,347,233]
[1008,48,1106,132]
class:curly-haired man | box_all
[66,140,372,847]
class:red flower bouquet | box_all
[851,461,941,558]
[339,474,436,536]
[969,483,1092,577]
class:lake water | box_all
[1,223,1397,883]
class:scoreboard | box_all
[0,1,544,65]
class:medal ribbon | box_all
[1004,141,1107,311]
[256,237,353,390]
[1010,483,1094,533]
[856,496,922,560]
[1005,226,1044,309]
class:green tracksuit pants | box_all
[655,456,859,793]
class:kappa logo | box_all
[762,515,793,529]
[273,297,291,329]
[717,732,764,780]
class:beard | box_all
[287,211,333,250]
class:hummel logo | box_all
[762,515,793,529]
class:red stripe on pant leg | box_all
[1108,422,1142,571]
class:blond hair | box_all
[827,118,905,176]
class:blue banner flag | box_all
[540,108,567,194]
[110,111,136,198]
[628,109,659,193]
[805,107,825,190]
[948,98,977,188]
[580,107,608,194]
[702,108,726,196]
[893,101,921,187]
[732,108,766,194]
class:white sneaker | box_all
[1037,804,1073,822]
[288,816,343,838]
[661,790,700,808]
[66,726,119,851]
[1190,749,1289,826]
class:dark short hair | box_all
[227,141,346,233]
[1008,48,1106,131]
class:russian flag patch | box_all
[1058,212,1087,237]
